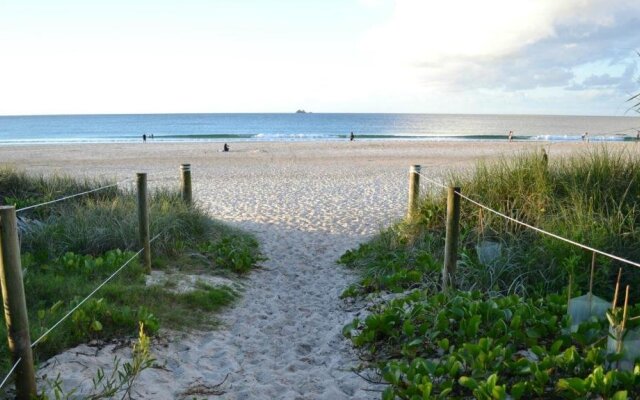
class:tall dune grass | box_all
[341,146,640,299]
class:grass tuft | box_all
[0,168,263,377]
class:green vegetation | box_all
[42,323,155,400]
[340,148,640,399]
[0,168,263,380]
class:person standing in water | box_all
[350,132,355,141]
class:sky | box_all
[1,0,640,116]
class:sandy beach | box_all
[1,140,633,399]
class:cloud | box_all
[363,0,640,94]
[567,62,638,93]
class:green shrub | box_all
[340,147,640,399]
[343,147,640,298]
[0,169,262,379]
[345,289,640,399]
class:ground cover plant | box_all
[340,147,640,399]
[0,168,263,389]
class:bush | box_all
[342,147,640,298]
[0,169,263,377]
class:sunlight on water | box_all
[0,113,639,144]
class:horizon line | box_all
[1,111,638,118]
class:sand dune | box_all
[2,140,627,399]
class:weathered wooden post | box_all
[407,165,421,221]
[0,206,36,399]
[136,173,151,274]
[180,163,192,206]
[442,187,461,291]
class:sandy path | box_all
[2,140,627,399]
[182,164,408,399]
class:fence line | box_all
[30,232,162,349]
[414,170,640,270]
[16,178,131,213]
[0,358,22,391]
[0,232,161,392]
[2,166,190,397]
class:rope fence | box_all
[0,233,164,391]
[0,359,22,392]
[0,230,162,389]
[30,233,163,349]
[16,178,131,213]
[0,165,193,398]
[411,168,640,273]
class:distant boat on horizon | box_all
[295,109,307,114]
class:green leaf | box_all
[91,320,103,332]
[382,387,394,400]
[486,373,498,387]
[531,345,545,358]
[402,319,415,336]
[550,339,564,355]
[612,391,628,400]
[510,382,526,399]
[50,300,64,313]
[557,378,587,395]
[525,327,541,339]
[459,376,479,390]
[465,315,482,337]
[492,384,507,400]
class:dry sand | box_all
[1,140,630,399]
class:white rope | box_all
[16,178,131,213]
[0,358,21,390]
[455,190,640,269]
[416,171,448,190]
[415,170,640,270]
[30,232,162,348]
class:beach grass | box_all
[0,168,262,375]
[341,146,640,298]
[340,147,640,398]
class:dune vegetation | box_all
[341,147,640,399]
[0,168,263,377]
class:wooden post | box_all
[407,165,421,221]
[180,163,192,206]
[0,206,36,399]
[442,187,461,291]
[136,173,151,274]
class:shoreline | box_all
[0,135,637,146]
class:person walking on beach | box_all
[350,131,355,141]
[142,134,147,142]
[636,130,639,141]
[582,132,589,142]
[223,143,229,152]
[508,131,513,142]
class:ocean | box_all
[1,113,639,144]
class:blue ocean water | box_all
[0,113,639,144]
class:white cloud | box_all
[362,0,640,93]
